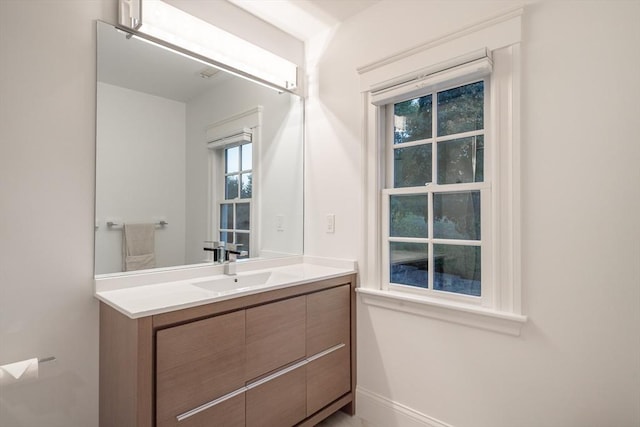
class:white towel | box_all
[0,358,39,385]
[123,223,156,271]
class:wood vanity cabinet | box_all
[99,273,356,427]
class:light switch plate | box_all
[326,214,335,233]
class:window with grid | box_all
[360,17,526,333]
[219,142,252,257]
[382,79,489,303]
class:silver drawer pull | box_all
[246,358,308,390]
[176,343,347,421]
[176,387,246,422]
[307,343,345,362]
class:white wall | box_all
[184,77,304,263]
[95,82,186,274]
[304,1,640,426]
[0,1,303,426]
[0,2,114,426]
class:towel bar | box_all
[106,220,168,228]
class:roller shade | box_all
[370,48,492,106]
[207,128,252,150]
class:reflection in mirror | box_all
[95,21,303,276]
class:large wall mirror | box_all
[95,21,304,276]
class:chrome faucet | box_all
[223,243,247,276]
[203,241,226,264]
[204,241,247,274]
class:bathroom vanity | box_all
[95,8,349,425]
[97,260,356,427]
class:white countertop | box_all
[95,257,356,319]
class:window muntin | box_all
[384,79,487,300]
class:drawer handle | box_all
[176,343,346,421]
[176,387,246,422]
[306,343,345,362]
[245,343,346,390]
[246,358,308,390]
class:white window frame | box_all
[357,6,527,336]
[218,137,253,256]
[382,77,491,308]
[206,107,263,258]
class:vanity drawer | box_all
[246,363,306,427]
[306,284,350,356]
[245,295,306,381]
[156,310,246,427]
[306,344,351,417]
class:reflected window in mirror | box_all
[218,141,253,259]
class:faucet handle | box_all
[204,241,226,263]
[226,243,242,252]
[203,241,217,252]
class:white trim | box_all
[356,386,454,427]
[362,94,385,293]
[357,288,526,336]
[205,106,263,142]
[358,5,523,91]
[492,44,522,313]
[206,128,252,149]
[370,48,489,94]
[370,55,492,106]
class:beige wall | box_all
[304,1,640,426]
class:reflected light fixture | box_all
[118,0,298,92]
[199,67,220,79]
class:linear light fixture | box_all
[118,0,298,92]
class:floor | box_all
[316,411,366,427]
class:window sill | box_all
[356,288,527,336]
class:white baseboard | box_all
[356,386,454,427]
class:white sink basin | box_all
[190,271,272,293]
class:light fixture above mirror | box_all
[118,0,298,92]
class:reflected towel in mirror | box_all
[123,223,156,271]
